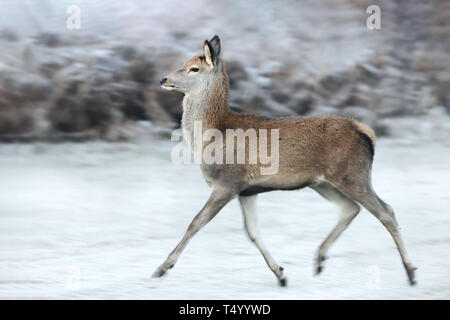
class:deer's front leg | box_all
[152,187,235,278]
[239,195,287,286]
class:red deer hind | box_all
[153,35,417,286]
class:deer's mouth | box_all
[161,83,175,90]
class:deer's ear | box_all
[203,35,220,68]
[203,40,215,67]
[209,35,221,58]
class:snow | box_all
[0,139,449,299]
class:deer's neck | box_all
[181,74,229,149]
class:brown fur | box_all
[192,59,376,198]
[185,54,211,68]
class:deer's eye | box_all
[189,67,199,73]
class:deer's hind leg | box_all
[310,182,360,275]
[330,175,417,285]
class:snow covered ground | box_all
[0,138,449,299]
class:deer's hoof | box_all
[407,265,417,286]
[315,265,323,276]
[152,266,167,278]
[278,277,287,287]
[314,255,327,275]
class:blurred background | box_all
[1,0,450,141]
[0,0,449,299]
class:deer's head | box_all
[160,35,222,95]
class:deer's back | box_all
[213,113,375,193]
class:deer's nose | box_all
[160,77,167,85]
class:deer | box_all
[153,35,417,286]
